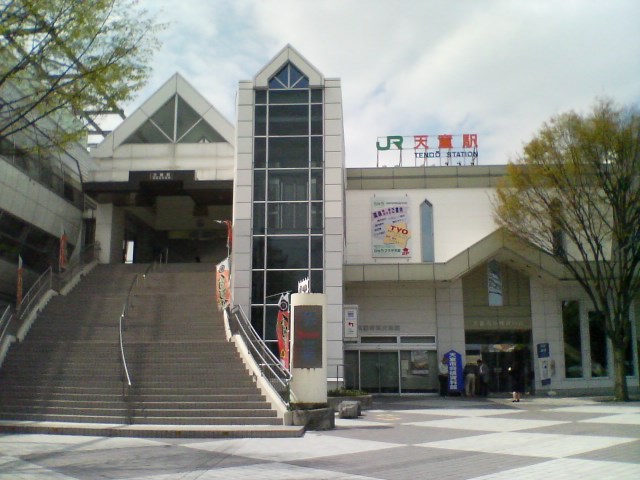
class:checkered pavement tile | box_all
[418,431,636,458]
[468,458,640,479]
[183,433,403,462]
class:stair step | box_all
[0,264,285,434]
[0,413,283,426]
[0,420,304,438]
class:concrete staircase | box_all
[0,263,301,438]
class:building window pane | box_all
[250,306,264,336]
[310,237,323,268]
[268,137,308,168]
[255,90,267,104]
[311,170,323,200]
[267,203,307,233]
[589,311,608,377]
[310,269,323,293]
[255,105,266,136]
[311,89,323,103]
[311,137,323,167]
[265,305,279,340]
[310,203,323,233]
[252,237,265,269]
[253,170,266,201]
[267,237,309,269]
[268,170,308,201]
[268,105,308,135]
[269,90,308,104]
[253,203,265,234]
[562,300,583,378]
[254,137,266,168]
[311,104,323,134]
[266,270,308,298]
[252,270,264,302]
[420,200,434,262]
[487,260,503,307]
[624,320,634,376]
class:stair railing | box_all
[55,243,100,291]
[227,305,291,404]
[0,305,14,345]
[16,266,52,325]
[119,273,139,398]
[119,261,156,400]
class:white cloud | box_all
[128,0,640,167]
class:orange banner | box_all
[215,258,230,310]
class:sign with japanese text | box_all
[376,134,479,167]
[446,350,463,393]
[537,342,552,386]
[344,305,358,340]
[148,171,174,181]
[371,197,411,257]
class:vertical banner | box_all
[446,350,463,393]
[223,220,232,252]
[59,228,68,271]
[16,255,23,307]
[276,292,290,369]
[371,197,411,257]
[215,258,230,310]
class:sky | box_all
[126,0,640,168]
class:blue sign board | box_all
[536,342,551,386]
[537,342,550,358]
[446,350,463,393]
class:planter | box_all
[291,407,335,431]
[327,395,373,412]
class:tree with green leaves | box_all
[0,0,163,148]
[494,99,640,401]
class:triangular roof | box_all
[92,73,235,157]
[345,229,570,284]
[253,44,324,88]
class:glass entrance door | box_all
[360,352,399,393]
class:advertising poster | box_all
[371,197,411,257]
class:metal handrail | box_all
[227,304,291,404]
[56,243,100,290]
[16,266,52,324]
[0,305,14,344]
[119,274,139,395]
[118,260,157,397]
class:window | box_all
[562,300,583,378]
[420,200,434,262]
[251,63,324,341]
[124,94,224,144]
[588,311,609,377]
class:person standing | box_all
[438,355,449,396]
[477,359,489,397]
[463,361,478,397]
[508,361,524,402]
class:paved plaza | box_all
[0,395,639,479]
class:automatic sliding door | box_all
[360,352,399,393]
